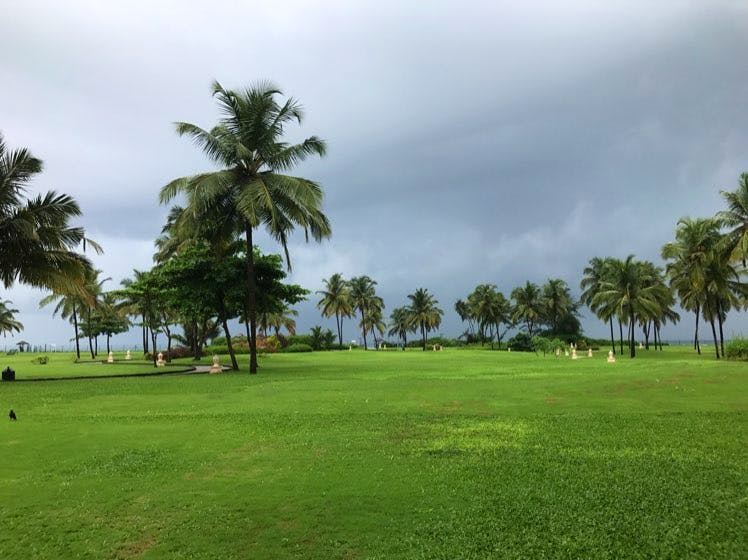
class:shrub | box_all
[507,332,534,352]
[287,334,314,347]
[725,337,748,360]
[285,343,313,353]
[31,355,48,364]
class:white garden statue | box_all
[107,351,114,364]
[587,348,593,358]
[125,350,132,361]
[209,355,222,374]
[156,352,166,367]
[607,350,616,363]
[571,348,578,360]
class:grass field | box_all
[0,347,745,559]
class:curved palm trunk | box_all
[618,319,624,355]
[245,223,258,374]
[87,306,95,359]
[716,301,725,358]
[422,322,427,351]
[72,304,81,359]
[151,327,158,367]
[609,318,615,354]
[220,313,239,371]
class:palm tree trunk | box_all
[422,322,426,351]
[709,318,720,359]
[87,306,95,359]
[629,312,636,358]
[716,301,725,358]
[220,313,239,371]
[151,327,158,367]
[360,308,368,350]
[694,308,701,355]
[245,223,258,374]
[609,317,615,354]
[142,319,149,354]
[643,321,650,350]
[618,319,624,355]
[72,304,81,359]
[106,334,110,354]
[402,332,407,350]
[335,311,342,346]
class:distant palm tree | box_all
[406,288,443,350]
[662,218,722,355]
[717,172,748,266]
[317,273,353,346]
[511,281,543,336]
[40,289,88,358]
[581,257,617,353]
[258,305,298,337]
[467,284,510,347]
[160,81,331,374]
[541,279,575,334]
[388,306,413,350]
[348,276,382,350]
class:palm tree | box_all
[406,288,443,350]
[454,299,475,340]
[40,289,88,358]
[317,273,353,346]
[718,172,748,267]
[510,281,543,336]
[467,284,511,347]
[0,300,22,337]
[348,275,382,350]
[1,133,100,295]
[160,81,331,374]
[662,218,722,355]
[258,304,298,337]
[541,279,575,334]
[388,306,413,350]
[581,257,617,354]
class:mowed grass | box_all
[0,347,745,559]
[0,352,190,379]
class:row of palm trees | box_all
[581,174,748,359]
[317,274,444,350]
[453,279,577,347]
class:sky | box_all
[2,0,747,351]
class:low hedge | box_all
[285,343,313,353]
[725,337,748,360]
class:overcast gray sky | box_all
[2,0,747,350]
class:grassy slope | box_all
[0,347,745,559]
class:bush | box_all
[31,355,48,364]
[204,345,251,356]
[287,334,314,347]
[285,343,313,353]
[725,337,748,360]
[507,332,534,352]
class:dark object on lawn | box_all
[9,409,16,421]
[2,367,15,381]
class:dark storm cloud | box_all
[1,0,747,346]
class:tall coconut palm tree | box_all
[39,288,91,359]
[160,81,331,374]
[406,288,443,350]
[581,257,617,353]
[388,306,413,350]
[348,275,382,350]
[541,278,575,334]
[317,273,352,346]
[467,284,511,348]
[510,281,543,336]
[0,133,100,295]
[717,172,748,267]
[662,218,722,355]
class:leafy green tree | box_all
[406,288,443,350]
[160,81,331,374]
[317,273,353,346]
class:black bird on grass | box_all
[9,409,16,421]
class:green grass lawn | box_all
[0,347,745,559]
[0,352,190,380]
